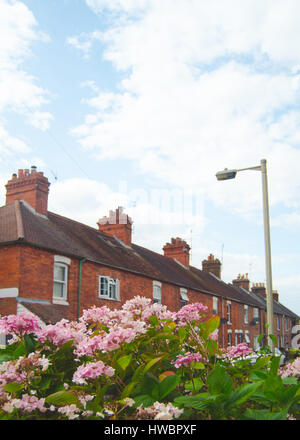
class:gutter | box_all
[77,258,86,321]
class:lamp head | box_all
[216,168,237,181]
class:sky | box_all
[0,0,300,315]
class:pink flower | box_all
[175,303,208,325]
[73,360,115,385]
[226,343,253,358]
[0,312,41,337]
[136,402,184,420]
[280,357,300,378]
[172,352,207,368]
[3,394,46,413]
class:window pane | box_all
[54,265,65,281]
[109,283,116,299]
[53,281,64,298]
[100,277,108,296]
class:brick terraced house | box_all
[0,167,299,349]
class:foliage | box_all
[0,298,299,420]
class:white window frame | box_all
[253,335,260,351]
[98,276,120,301]
[244,305,248,324]
[180,288,189,307]
[227,301,231,324]
[53,261,69,304]
[235,330,239,345]
[213,297,218,315]
[245,330,250,344]
[253,308,259,323]
[153,281,162,304]
[227,329,232,346]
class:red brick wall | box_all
[0,243,295,350]
[0,246,20,316]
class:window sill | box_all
[98,296,120,302]
[52,298,69,306]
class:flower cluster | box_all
[136,402,184,420]
[175,303,208,326]
[73,360,115,385]
[2,394,46,414]
[172,352,207,368]
[37,319,87,347]
[279,357,300,378]
[0,312,41,337]
[0,352,50,388]
[225,343,253,359]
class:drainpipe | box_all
[78,258,86,321]
[221,297,225,348]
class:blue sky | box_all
[1,0,300,315]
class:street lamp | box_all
[216,159,275,354]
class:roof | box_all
[0,200,298,320]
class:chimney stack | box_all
[232,273,250,291]
[251,283,266,298]
[273,290,279,302]
[163,237,190,267]
[97,207,133,246]
[202,254,221,279]
[5,167,50,215]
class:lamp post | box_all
[216,159,275,354]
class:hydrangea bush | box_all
[0,297,299,420]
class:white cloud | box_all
[0,0,52,161]
[71,1,300,220]
[66,31,103,59]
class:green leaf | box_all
[254,355,271,369]
[282,377,298,385]
[4,381,24,394]
[185,377,204,393]
[121,381,138,399]
[133,394,155,409]
[227,382,261,408]
[207,365,233,396]
[148,316,159,326]
[143,356,164,375]
[45,390,80,407]
[158,374,180,399]
[117,354,132,371]
[24,333,36,355]
[0,353,14,363]
[270,355,281,376]
[174,393,216,410]
[245,408,288,420]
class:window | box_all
[253,335,260,351]
[53,263,68,301]
[53,256,70,304]
[180,288,189,308]
[99,276,120,301]
[227,301,231,324]
[227,330,232,346]
[245,331,250,344]
[213,297,218,315]
[153,281,162,304]
[244,305,248,324]
[253,308,259,323]
[235,330,239,345]
[277,316,280,330]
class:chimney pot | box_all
[97,207,132,246]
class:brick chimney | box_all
[5,167,50,215]
[163,238,190,267]
[251,283,266,298]
[202,254,221,279]
[273,290,279,302]
[232,273,250,291]
[97,207,133,246]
